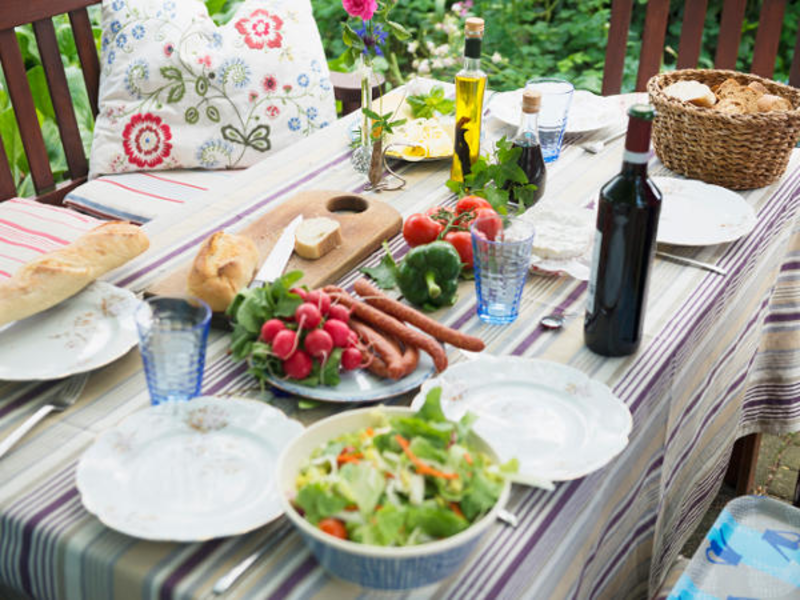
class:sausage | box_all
[325,287,448,373]
[359,330,420,380]
[353,278,485,352]
[350,319,405,379]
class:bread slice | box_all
[294,217,342,260]
[714,98,747,114]
[663,80,716,108]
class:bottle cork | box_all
[465,17,485,36]
[522,89,541,113]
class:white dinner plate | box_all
[0,281,140,381]
[654,177,757,246]
[265,351,435,403]
[490,89,619,134]
[76,396,304,541]
[410,356,632,481]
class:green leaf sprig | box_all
[407,86,455,119]
[446,137,539,214]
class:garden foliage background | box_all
[1,0,797,196]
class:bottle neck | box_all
[514,111,540,146]
[620,115,652,177]
[463,37,482,70]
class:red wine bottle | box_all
[584,104,662,356]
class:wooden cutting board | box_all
[147,190,402,304]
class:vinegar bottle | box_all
[584,104,662,356]
[451,17,487,182]
[510,89,546,206]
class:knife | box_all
[250,215,303,288]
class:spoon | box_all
[540,313,566,330]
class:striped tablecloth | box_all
[2,88,800,600]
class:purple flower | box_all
[355,22,388,57]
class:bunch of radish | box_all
[259,289,365,381]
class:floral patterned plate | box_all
[411,356,632,481]
[76,396,304,541]
[0,281,139,381]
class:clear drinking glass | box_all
[471,215,535,325]
[135,297,211,406]
[525,78,574,163]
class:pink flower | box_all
[265,104,280,119]
[197,55,211,68]
[262,75,278,93]
[235,9,284,50]
[249,91,258,102]
[342,0,377,21]
[163,43,175,57]
[122,113,173,169]
[283,84,292,92]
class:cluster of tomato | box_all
[401,196,502,269]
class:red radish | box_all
[327,304,350,323]
[324,319,351,348]
[290,287,307,300]
[347,330,359,348]
[295,303,322,329]
[342,347,362,371]
[272,329,297,360]
[305,290,331,315]
[283,349,312,379]
[260,319,285,344]
[304,329,334,360]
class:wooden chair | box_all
[0,0,380,207]
[602,0,800,96]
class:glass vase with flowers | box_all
[341,0,410,186]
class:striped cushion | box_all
[64,169,237,224]
[0,198,102,280]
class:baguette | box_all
[187,231,259,312]
[0,221,149,327]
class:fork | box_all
[0,372,89,459]
[580,129,626,154]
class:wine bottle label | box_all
[622,150,649,164]
[586,230,602,314]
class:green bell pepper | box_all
[397,241,462,309]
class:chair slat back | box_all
[636,0,671,92]
[32,18,89,180]
[603,0,798,95]
[0,0,99,204]
[676,0,708,69]
[751,0,787,79]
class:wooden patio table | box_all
[1,84,800,600]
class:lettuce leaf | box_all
[294,482,349,525]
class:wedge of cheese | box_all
[294,217,342,260]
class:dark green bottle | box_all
[584,104,662,356]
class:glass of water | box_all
[525,78,574,162]
[471,216,535,325]
[135,297,211,406]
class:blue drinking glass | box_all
[525,78,574,162]
[471,216,535,325]
[135,297,211,406]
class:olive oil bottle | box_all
[451,17,487,182]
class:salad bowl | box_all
[276,405,511,590]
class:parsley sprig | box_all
[407,86,455,119]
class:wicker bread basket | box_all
[647,69,800,190]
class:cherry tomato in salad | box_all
[456,195,493,215]
[444,230,474,269]
[318,518,348,539]
[402,213,444,247]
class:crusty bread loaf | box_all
[294,217,343,260]
[187,231,259,312]
[757,93,792,112]
[663,80,716,108]
[0,221,149,327]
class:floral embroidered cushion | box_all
[89,0,336,177]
